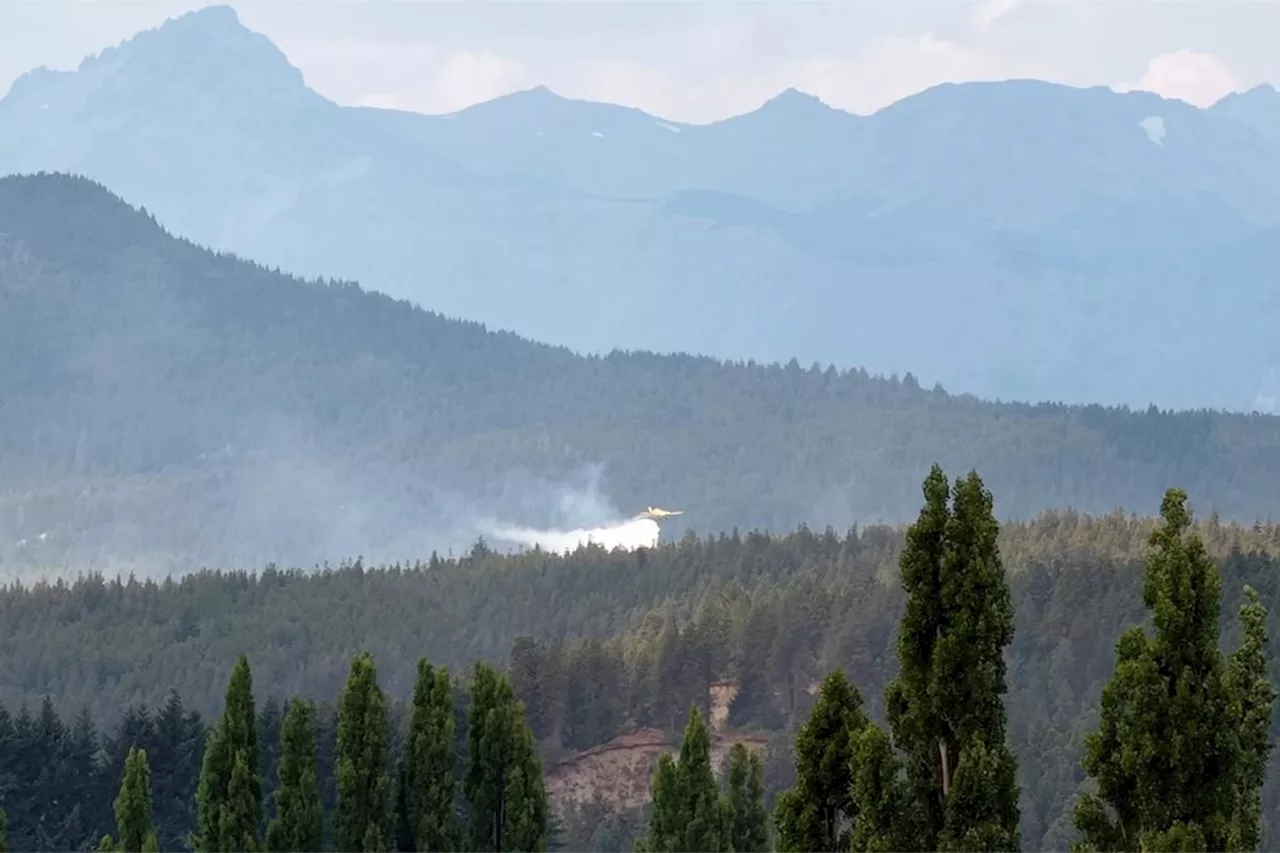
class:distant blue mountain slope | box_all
[2,4,1277,411]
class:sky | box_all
[2,0,1278,123]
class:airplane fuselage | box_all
[637,506,683,520]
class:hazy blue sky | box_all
[3,0,1278,122]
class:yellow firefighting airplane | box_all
[636,506,683,520]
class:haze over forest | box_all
[4,173,1280,576]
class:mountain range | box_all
[4,173,1280,576]
[3,5,1279,412]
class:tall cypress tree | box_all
[401,659,459,851]
[193,654,262,852]
[0,807,5,853]
[884,466,1020,851]
[674,705,723,853]
[724,742,769,853]
[1074,489,1277,852]
[849,725,911,853]
[885,465,950,848]
[637,753,682,853]
[465,662,548,853]
[1226,587,1277,851]
[335,652,391,853]
[266,699,324,853]
[100,747,159,853]
[774,670,868,852]
[636,705,726,853]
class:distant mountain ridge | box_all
[2,5,1279,411]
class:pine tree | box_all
[724,742,769,853]
[729,601,782,729]
[674,705,723,853]
[98,747,160,853]
[401,660,459,851]
[884,466,1020,851]
[465,662,549,853]
[1,807,7,853]
[508,638,549,741]
[66,710,100,834]
[335,652,391,853]
[636,705,726,853]
[193,654,263,852]
[636,754,681,853]
[258,697,285,820]
[266,699,324,853]
[774,669,868,852]
[885,465,950,849]
[1073,489,1277,852]
[148,690,206,852]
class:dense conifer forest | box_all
[5,173,1280,575]
[0,650,549,853]
[1,469,1278,851]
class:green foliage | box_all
[0,807,7,853]
[724,742,769,853]
[465,662,549,852]
[335,652,391,852]
[885,466,1020,851]
[193,655,262,852]
[265,699,324,853]
[848,726,910,853]
[774,670,868,852]
[886,464,952,846]
[400,660,459,852]
[1074,489,1278,852]
[638,706,726,853]
[635,755,678,853]
[1226,586,1277,851]
[394,760,414,853]
[104,747,160,853]
[940,736,1021,853]
[675,706,724,852]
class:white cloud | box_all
[972,0,1024,33]
[789,32,1041,116]
[1120,49,1242,106]
[434,49,531,113]
[489,30,1047,121]
[14,2,1271,126]
[682,18,765,69]
[271,14,1059,122]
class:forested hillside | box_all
[2,501,1279,850]
[4,173,1280,574]
[3,6,1279,409]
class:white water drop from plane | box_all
[483,517,660,553]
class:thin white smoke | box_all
[482,517,660,554]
